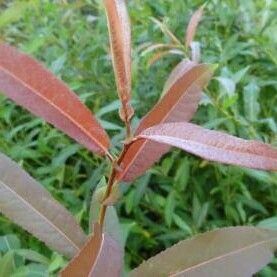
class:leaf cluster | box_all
[0,0,276,276]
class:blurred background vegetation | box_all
[0,0,276,276]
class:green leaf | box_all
[216,77,236,97]
[0,235,21,253]
[0,251,15,277]
[120,222,136,249]
[0,1,37,29]
[50,54,67,75]
[243,81,260,122]
[15,250,49,265]
[174,159,190,191]
[232,66,250,83]
[172,214,192,235]
[48,253,66,273]
[52,144,81,167]
[165,191,176,227]
[192,195,209,228]
[12,263,48,277]
[258,217,277,230]
[89,177,107,230]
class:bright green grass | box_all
[0,0,276,275]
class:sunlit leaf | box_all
[138,122,277,171]
[0,1,36,29]
[0,44,109,155]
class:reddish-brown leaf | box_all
[0,44,109,155]
[117,63,216,182]
[139,122,277,171]
[61,223,122,277]
[185,4,205,48]
[147,50,172,67]
[103,0,134,123]
[162,59,196,97]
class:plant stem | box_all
[98,140,134,230]
[126,120,132,141]
[106,151,114,163]
[99,166,116,228]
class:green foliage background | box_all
[0,0,276,275]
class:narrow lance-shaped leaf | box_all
[185,4,205,48]
[0,252,15,277]
[130,227,277,277]
[103,0,134,123]
[0,44,109,155]
[0,153,87,258]
[151,17,181,45]
[117,63,216,182]
[141,43,177,58]
[139,122,277,171]
[162,59,196,97]
[61,223,122,277]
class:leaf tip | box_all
[210,63,219,72]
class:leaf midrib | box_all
[171,237,277,275]
[0,180,80,253]
[141,134,276,159]
[119,68,211,179]
[0,65,107,153]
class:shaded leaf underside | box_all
[131,227,277,277]
[0,153,87,258]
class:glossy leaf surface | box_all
[139,122,277,171]
[0,44,109,155]
[0,153,87,258]
[118,64,215,181]
[131,227,277,277]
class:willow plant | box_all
[0,0,276,276]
